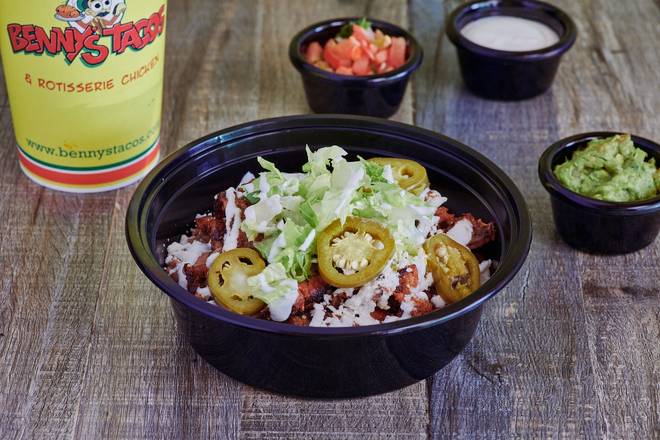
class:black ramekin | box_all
[446,0,577,100]
[126,115,531,398]
[289,18,423,118]
[539,132,660,254]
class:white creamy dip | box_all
[460,16,559,52]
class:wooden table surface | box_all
[1,1,658,438]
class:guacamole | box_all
[553,134,660,202]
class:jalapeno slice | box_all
[423,233,480,303]
[368,157,430,195]
[317,216,395,288]
[207,248,267,315]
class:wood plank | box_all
[411,0,603,438]
[238,1,423,439]
[556,1,660,438]
[0,66,117,440]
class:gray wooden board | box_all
[0,0,657,439]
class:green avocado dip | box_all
[553,134,660,202]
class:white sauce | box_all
[206,251,220,268]
[222,188,242,252]
[267,280,299,322]
[460,16,559,52]
[165,235,212,290]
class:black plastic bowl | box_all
[446,0,577,100]
[126,115,531,398]
[289,18,423,118]
[539,132,660,254]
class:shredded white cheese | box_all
[423,189,447,208]
[446,218,473,246]
[196,286,211,300]
[479,259,492,285]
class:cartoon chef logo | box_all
[54,0,127,33]
[7,1,164,66]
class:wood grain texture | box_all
[0,0,658,439]
[412,0,659,439]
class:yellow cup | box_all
[0,0,167,192]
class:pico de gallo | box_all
[304,18,409,76]
[164,146,497,327]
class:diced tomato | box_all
[352,24,373,44]
[347,45,363,61]
[336,66,354,75]
[323,40,343,70]
[375,49,388,64]
[313,23,407,76]
[336,38,358,60]
[357,39,375,61]
[352,56,371,75]
[388,36,406,69]
[305,41,322,63]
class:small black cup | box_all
[539,132,660,254]
[289,18,423,118]
[446,0,577,100]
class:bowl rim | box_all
[288,17,423,85]
[538,131,660,214]
[446,0,577,61]
[126,114,532,337]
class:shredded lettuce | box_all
[246,263,299,322]
[241,145,438,306]
[242,195,282,240]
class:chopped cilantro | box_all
[337,17,372,39]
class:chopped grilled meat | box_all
[183,252,210,294]
[435,207,456,230]
[387,265,419,313]
[370,308,388,322]
[457,213,496,249]
[292,275,331,313]
[330,290,349,308]
[235,196,251,220]
[286,314,311,326]
[411,297,434,317]
[192,215,225,250]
